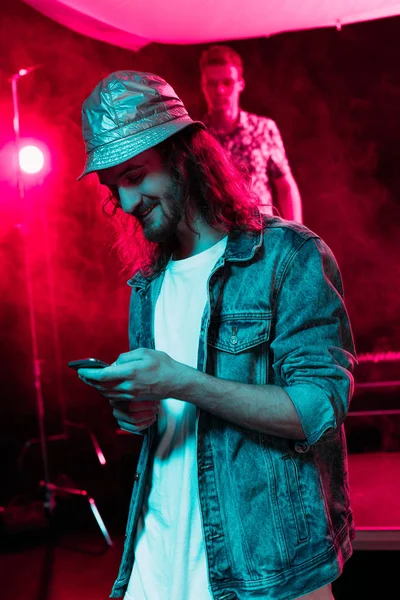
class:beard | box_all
[139,179,187,244]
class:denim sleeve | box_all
[271,236,357,445]
[128,288,139,352]
[126,288,145,436]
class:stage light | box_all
[18,69,28,77]
[19,145,45,174]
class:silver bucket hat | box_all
[78,70,205,180]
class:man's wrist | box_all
[168,362,202,401]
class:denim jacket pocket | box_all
[282,455,309,544]
[207,313,272,384]
[208,313,271,353]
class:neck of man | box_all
[173,213,226,261]
[207,105,240,134]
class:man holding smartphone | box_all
[77,71,356,600]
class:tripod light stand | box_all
[10,66,112,546]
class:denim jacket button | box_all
[134,472,140,481]
[230,335,238,345]
[294,443,309,453]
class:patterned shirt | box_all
[205,110,291,213]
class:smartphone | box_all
[68,357,110,370]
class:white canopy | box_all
[24,0,400,50]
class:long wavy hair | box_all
[103,124,263,277]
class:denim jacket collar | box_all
[127,226,264,292]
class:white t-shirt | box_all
[125,236,228,600]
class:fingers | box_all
[111,400,160,425]
[117,418,154,434]
[102,388,160,401]
[112,407,157,426]
[116,350,144,364]
[109,400,160,411]
[79,379,160,402]
[102,393,135,401]
[78,362,135,382]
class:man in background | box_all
[200,44,303,222]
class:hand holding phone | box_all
[68,357,110,370]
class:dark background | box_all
[0,2,399,596]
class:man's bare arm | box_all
[173,366,306,440]
[273,172,303,223]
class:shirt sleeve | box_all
[265,119,291,179]
[126,288,146,436]
[270,236,357,445]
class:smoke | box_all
[1,2,399,501]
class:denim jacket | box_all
[111,217,356,600]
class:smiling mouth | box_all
[139,205,156,219]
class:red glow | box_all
[98,452,106,465]
[19,145,45,174]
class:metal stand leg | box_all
[64,421,107,465]
[39,482,113,547]
[18,422,107,470]
[9,68,112,549]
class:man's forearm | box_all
[275,175,303,223]
[282,186,302,223]
[171,365,306,440]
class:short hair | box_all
[199,45,243,78]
